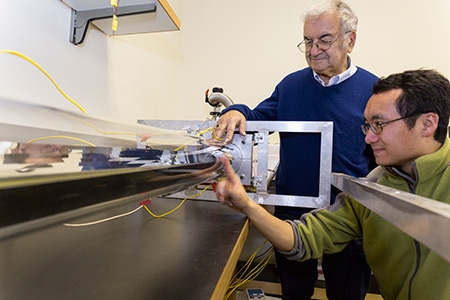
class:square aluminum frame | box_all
[138,120,333,208]
[244,121,333,208]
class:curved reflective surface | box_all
[0,97,223,228]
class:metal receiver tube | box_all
[208,92,234,108]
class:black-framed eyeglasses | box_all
[361,114,421,135]
[297,31,351,53]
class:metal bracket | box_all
[69,4,157,45]
[254,132,265,144]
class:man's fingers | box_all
[239,122,247,137]
[224,129,234,143]
[221,155,233,176]
[214,123,224,138]
[215,180,225,202]
[220,156,240,184]
[214,123,234,140]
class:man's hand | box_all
[214,110,246,143]
[215,156,296,252]
[215,155,252,212]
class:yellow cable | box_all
[224,251,273,299]
[0,49,87,113]
[71,117,141,137]
[223,240,274,299]
[230,239,269,280]
[144,184,211,218]
[174,127,214,151]
[198,127,214,136]
[26,135,95,147]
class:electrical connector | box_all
[139,199,151,206]
[112,15,118,32]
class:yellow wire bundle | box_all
[224,240,274,299]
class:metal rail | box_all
[332,173,450,263]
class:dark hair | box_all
[373,69,450,143]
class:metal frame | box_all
[139,120,334,208]
[245,121,333,208]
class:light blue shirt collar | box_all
[313,58,357,87]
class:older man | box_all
[214,1,377,299]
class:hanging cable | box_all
[0,49,87,113]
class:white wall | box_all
[0,1,111,116]
[1,0,450,125]
[173,0,450,119]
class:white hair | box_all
[303,0,358,33]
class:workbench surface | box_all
[0,197,248,300]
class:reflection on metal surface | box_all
[332,173,450,263]
[0,97,225,230]
[0,144,222,228]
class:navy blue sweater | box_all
[222,67,378,217]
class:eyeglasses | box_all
[361,115,420,135]
[297,31,351,53]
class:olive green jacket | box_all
[281,138,450,300]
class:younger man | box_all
[215,69,450,300]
